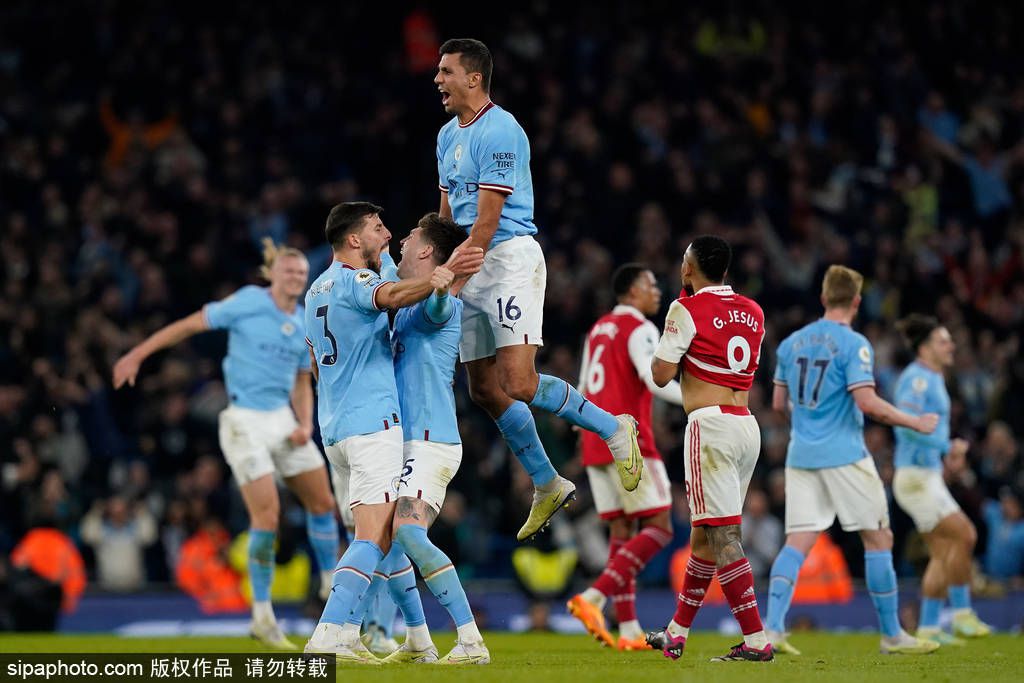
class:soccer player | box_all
[764,266,941,656]
[302,202,482,663]
[566,264,681,650]
[434,38,642,541]
[112,240,339,651]
[643,236,774,663]
[892,314,992,643]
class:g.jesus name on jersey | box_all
[656,285,765,391]
[578,305,664,466]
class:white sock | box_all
[340,622,360,639]
[619,619,643,640]
[320,570,333,590]
[953,608,972,618]
[666,620,689,640]
[744,630,769,650]
[456,621,483,644]
[537,476,564,492]
[405,624,432,650]
[252,601,275,623]
[582,587,607,611]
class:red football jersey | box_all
[654,285,764,390]
[579,306,663,466]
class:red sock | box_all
[593,526,672,601]
[718,558,764,635]
[672,554,716,627]
[612,577,637,624]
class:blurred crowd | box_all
[2,0,1024,610]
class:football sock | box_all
[396,524,475,628]
[531,374,618,440]
[248,529,276,604]
[306,511,340,576]
[948,584,971,612]
[719,557,769,649]
[919,597,943,630]
[383,541,426,628]
[865,550,902,638]
[766,545,805,633]
[347,565,388,626]
[372,587,398,637]
[671,554,716,630]
[593,526,672,619]
[495,402,557,487]
[321,540,382,626]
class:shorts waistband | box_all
[687,404,752,421]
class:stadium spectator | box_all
[79,496,158,591]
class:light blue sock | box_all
[306,511,340,574]
[372,587,399,637]
[346,565,389,626]
[383,541,426,627]
[495,401,557,486]
[397,524,474,627]
[948,584,971,611]
[321,540,383,626]
[919,597,943,629]
[766,545,805,633]
[248,529,276,603]
[531,374,618,439]
[865,550,902,638]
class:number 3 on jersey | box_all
[315,305,339,366]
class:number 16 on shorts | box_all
[496,296,522,331]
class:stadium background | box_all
[1,0,1022,632]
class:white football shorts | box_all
[218,404,325,486]
[893,466,961,533]
[683,405,760,526]
[459,236,546,362]
[395,440,463,514]
[324,427,403,510]
[785,456,890,533]
[587,457,672,520]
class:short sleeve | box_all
[844,335,875,390]
[348,269,389,313]
[475,121,519,196]
[437,132,448,193]
[773,338,789,386]
[654,301,697,364]
[627,322,661,378]
[203,287,256,330]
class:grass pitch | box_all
[0,632,1020,682]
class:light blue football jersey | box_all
[391,294,463,444]
[436,102,538,248]
[774,319,877,469]
[893,361,950,469]
[304,261,401,445]
[202,285,310,411]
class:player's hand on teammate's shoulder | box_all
[444,245,485,277]
[112,351,143,389]
[915,412,940,435]
[431,266,455,293]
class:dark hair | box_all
[439,38,493,92]
[896,313,941,353]
[325,201,383,249]
[612,263,649,298]
[416,212,464,264]
[688,235,731,282]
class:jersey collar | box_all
[693,285,733,296]
[612,304,647,321]
[459,100,495,128]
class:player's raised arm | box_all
[852,386,939,433]
[112,310,208,388]
[462,188,504,253]
[374,246,483,310]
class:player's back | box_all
[893,361,950,469]
[672,286,765,391]
[304,262,400,446]
[437,103,537,248]
[391,297,464,444]
[775,319,875,469]
[580,306,658,464]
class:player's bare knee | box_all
[608,517,633,540]
[308,496,336,516]
[707,525,744,565]
[250,506,280,531]
[467,380,506,415]
[498,373,537,404]
[861,527,893,551]
[643,511,673,534]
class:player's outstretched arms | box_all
[112,310,207,388]
[851,386,939,434]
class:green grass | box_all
[0,632,1021,682]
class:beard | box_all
[362,244,383,273]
